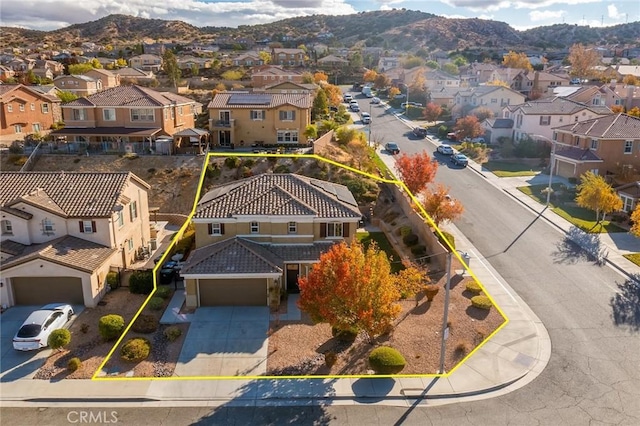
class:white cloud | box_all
[439,0,601,12]
[607,4,624,19]
[529,9,565,22]
[478,14,495,20]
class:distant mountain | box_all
[1,11,639,53]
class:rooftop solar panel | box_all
[228,94,272,105]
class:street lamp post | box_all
[438,250,453,374]
[368,102,372,147]
[546,139,557,206]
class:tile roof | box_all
[0,171,149,218]
[553,113,640,139]
[207,92,312,109]
[194,174,361,219]
[63,85,196,108]
[50,127,163,137]
[181,237,336,275]
[111,67,154,77]
[615,181,640,198]
[0,235,115,273]
[484,118,514,129]
[0,83,60,103]
[554,146,602,162]
[0,239,27,256]
[507,97,611,115]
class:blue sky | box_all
[2,0,639,31]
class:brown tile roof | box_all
[194,174,361,219]
[0,239,27,256]
[0,235,115,273]
[554,147,602,162]
[207,92,311,109]
[0,171,150,218]
[507,96,611,116]
[1,206,33,219]
[0,83,60,103]
[554,113,640,139]
[63,85,196,108]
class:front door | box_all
[286,264,300,293]
[219,130,231,147]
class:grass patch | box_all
[371,152,394,179]
[623,253,640,267]
[483,161,541,177]
[357,231,404,273]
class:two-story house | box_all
[111,67,156,84]
[50,85,199,153]
[232,52,263,67]
[180,173,362,307]
[424,69,460,91]
[0,84,62,143]
[317,54,349,69]
[270,48,306,67]
[85,68,121,90]
[512,71,570,97]
[551,113,640,180]
[250,65,304,88]
[129,54,163,72]
[453,85,525,119]
[53,74,102,97]
[504,97,612,142]
[0,171,151,308]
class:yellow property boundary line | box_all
[92,151,508,381]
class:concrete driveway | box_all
[174,306,269,377]
[0,305,83,382]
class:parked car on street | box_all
[401,102,423,108]
[447,132,459,141]
[370,97,380,104]
[451,153,469,167]
[361,112,371,124]
[13,304,74,351]
[385,142,400,154]
[412,127,427,138]
[350,104,360,112]
[437,144,454,155]
[343,94,353,102]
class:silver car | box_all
[13,303,74,351]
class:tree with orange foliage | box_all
[363,69,377,82]
[487,79,510,87]
[611,105,624,114]
[395,261,430,303]
[422,103,442,122]
[389,87,401,99]
[395,151,438,195]
[322,84,343,106]
[454,115,484,140]
[421,184,464,226]
[568,43,599,79]
[622,75,639,86]
[502,51,533,71]
[297,241,403,340]
[374,73,390,89]
[313,72,328,83]
[628,107,640,118]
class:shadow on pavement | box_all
[552,226,607,265]
[610,276,640,332]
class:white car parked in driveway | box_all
[13,304,74,351]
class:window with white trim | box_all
[42,218,55,235]
[14,124,22,133]
[41,103,49,113]
[117,210,124,227]
[131,108,154,122]
[279,110,295,121]
[624,140,633,154]
[590,139,598,150]
[129,201,138,221]
[288,222,297,234]
[250,110,265,120]
[128,239,134,250]
[277,130,298,143]
[7,104,12,112]
[210,223,222,235]
[539,116,551,125]
[326,222,343,237]
[1,220,13,235]
[19,104,25,112]
[30,103,35,111]
[80,220,94,233]
[103,108,116,121]
[250,221,259,233]
[32,123,41,133]
[621,195,635,213]
[72,109,87,120]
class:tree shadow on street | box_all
[552,226,607,265]
[610,275,640,332]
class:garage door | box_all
[12,277,84,305]
[556,160,575,179]
[199,278,267,306]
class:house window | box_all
[491,98,497,104]
[19,104,25,112]
[574,136,579,146]
[30,103,35,111]
[117,211,124,227]
[288,222,297,234]
[72,109,87,120]
[79,220,96,233]
[131,109,154,122]
[208,223,224,235]
[590,139,598,150]
[539,116,551,125]
[164,109,168,120]
[277,130,298,143]
[326,222,343,237]
[279,110,295,121]
[250,221,259,233]
[103,108,116,121]
[621,195,635,213]
[41,103,49,113]
[128,239,134,251]
[250,110,265,120]
[32,123,40,133]
[178,106,183,116]
[1,220,13,235]
[42,219,55,235]
[516,115,522,127]
[7,104,12,112]
[624,141,633,154]
[14,124,22,133]
[129,201,138,221]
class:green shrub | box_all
[273,164,290,173]
[471,295,493,310]
[465,281,483,294]
[410,244,426,255]
[324,351,338,367]
[399,226,413,237]
[172,229,195,257]
[129,270,154,294]
[68,357,82,372]
[120,338,151,362]
[48,329,71,350]
[131,314,159,334]
[243,158,255,168]
[224,157,241,169]
[164,325,182,342]
[106,271,119,289]
[205,163,221,178]
[436,231,455,250]
[155,286,171,299]
[403,233,419,246]
[368,346,406,374]
[98,315,125,341]
[148,297,164,311]
[331,326,359,342]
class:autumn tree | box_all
[454,115,484,140]
[259,51,271,64]
[297,241,402,340]
[487,79,510,87]
[409,73,428,103]
[322,84,343,106]
[301,72,314,84]
[373,73,390,89]
[162,50,181,88]
[68,63,94,74]
[422,103,442,122]
[610,105,624,113]
[630,205,640,237]
[389,87,401,99]
[575,171,623,223]
[421,184,464,226]
[363,69,377,82]
[568,43,600,79]
[628,107,640,118]
[471,107,494,122]
[502,51,533,71]
[313,72,328,83]
[395,261,431,302]
[395,151,439,195]
[622,75,639,86]
[57,91,78,103]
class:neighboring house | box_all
[270,48,306,67]
[85,68,121,90]
[504,97,612,142]
[129,54,163,72]
[461,62,499,85]
[53,74,102,97]
[424,69,460,90]
[0,65,16,80]
[552,113,640,179]
[563,85,607,107]
[181,173,362,307]
[177,56,212,71]
[0,171,151,308]
[254,81,317,94]
[453,85,525,119]
[377,57,400,72]
[34,59,65,76]
[601,82,640,111]
[614,181,640,213]
[50,85,199,153]
[615,65,640,78]
[482,118,514,144]
[31,68,54,81]
[143,43,165,56]
[317,54,349,69]
[250,65,304,88]
[429,87,459,108]
[0,84,62,143]
[208,91,312,147]
[512,70,570,97]
[111,67,156,84]
[232,52,263,67]
[6,58,35,72]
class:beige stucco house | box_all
[53,74,102,97]
[0,171,151,308]
[180,174,362,307]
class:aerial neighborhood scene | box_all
[1,0,640,424]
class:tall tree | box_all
[442,63,459,75]
[575,171,623,223]
[502,51,533,71]
[568,43,600,79]
[630,204,640,237]
[373,73,390,89]
[322,84,343,106]
[162,50,181,88]
[422,103,442,122]
[312,89,329,120]
[313,72,328,83]
[471,107,494,122]
[454,115,484,140]
[421,184,464,226]
[297,241,402,340]
[487,79,510,87]
[57,91,78,103]
[363,69,377,82]
[389,87,401,99]
[395,151,439,195]
[259,51,271,64]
